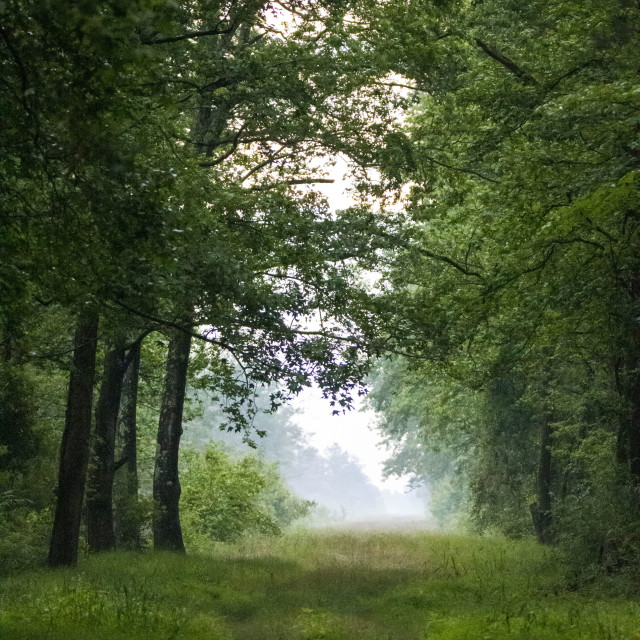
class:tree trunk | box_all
[0,315,15,362]
[48,311,99,567]
[530,417,554,545]
[614,251,640,512]
[153,329,191,552]
[629,362,640,512]
[614,357,630,466]
[114,340,142,548]
[628,259,640,512]
[86,342,128,552]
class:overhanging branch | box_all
[141,25,235,45]
[249,178,335,191]
[110,300,237,353]
[376,231,484,278]
[423,155,501,184]
[475,39,539,86]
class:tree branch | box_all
[414,245,483,277]
[287,329,362,343]
[198,124,248,167]
[249,178,335,191]
[475,39,539,86]
[376,231,484,278]
[486,246,557,294]
[113,456,129,473]
[110,300,237,353]
[549,236,605,251]
[546,59,599,91]
[141,26,235,45]
[423,155,501,184]
[240,147,287,182]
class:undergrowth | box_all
[0,531,637,640]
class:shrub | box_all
[180,444,313,545]
[0,489,51,573]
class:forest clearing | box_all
[1,530,638,640]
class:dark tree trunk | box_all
[530,418,554,545]
[629,363,640,512]
[86,343,128,552]
[48,311,99,567]
[153,329,191,552]
[628,260,640,511]
[615,357,630,466]
[615,242,640,512]
[0,317,14,362]
[614,254,640,513]
[114,340,142,548]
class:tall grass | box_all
[0,530,637,639]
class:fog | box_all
[185,386,430,527]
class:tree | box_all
[153,329,192,552]
[369,0,639,552]
[3,0,404,561]
[87,330,147,553]
[48,311,99,567]
[179,442,313,544]
[130,0,404,548]
[113,340,142,548]
[2,0,203,565]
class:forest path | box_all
[0,530,637,640]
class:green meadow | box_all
[1,530,637,640]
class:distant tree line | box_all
[187,400,387,520]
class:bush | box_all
[179,444,313,545]
[0,489,51,574]
[0,363,39,472]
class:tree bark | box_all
[114,340,142,548]
[614,357,630,466]
[48,311,99,567]
[153,329,191,552]
[629,361,640,512]
[628,264,640,512]
[0,315,15,362]
[86,342,128,552]
[530,417,554,545]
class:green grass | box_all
[0,530,638,640]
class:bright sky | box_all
[290,386,414,492]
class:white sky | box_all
[290,386,415,492]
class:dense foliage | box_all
[1,0,638,586]
[1,0,401,565]
[368,0,640,572]
[180,443,313,544]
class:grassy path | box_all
[0,531,637,639]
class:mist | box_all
[184,388,430,528]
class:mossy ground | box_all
[0,530,637,640]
